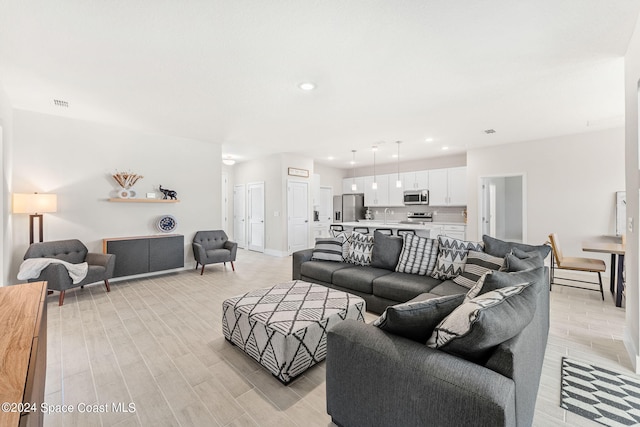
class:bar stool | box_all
[374,228,393,236]
[330,225,344,232]
[353,227,370,234]
[397,229,416,237]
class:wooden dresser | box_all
[0,282,47,427]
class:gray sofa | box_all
[292,235,550,427]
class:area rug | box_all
[560,357,640,426]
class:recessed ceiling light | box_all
[425,138,434,142]
[442,146,449,151]
[222,156,236,166]
[392,154,398,158]
[328,156,334,160]
[349,161,355,165]
[298,82,316,91]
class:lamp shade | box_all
[13,193,58,214]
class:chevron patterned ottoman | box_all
[222,280,366,384]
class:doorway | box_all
[233,184,246,248]
[247,182,265,252]
[288,180,309,254]
[221,173,229,233]
[479,174,526,242]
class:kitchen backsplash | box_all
[368,206,467,224]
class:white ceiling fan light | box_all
[222,156,236,166]
[298,82,316,91]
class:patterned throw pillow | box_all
[427,283,536,361]
[330,230,352,261]
[373,294,465,343]
[395,234,439,276]
[346,231,375,266]
[431,236,484,280]
[453,250,504,289]
[311,236,345,262]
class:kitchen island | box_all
[334,221,445,238]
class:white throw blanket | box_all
[18,258,89,284]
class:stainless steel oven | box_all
[403,190,429,205]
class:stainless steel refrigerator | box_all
[333,194,365,222]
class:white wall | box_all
[10,110,221,281]
[624,13,640,373]
[313,162,346,195]
[467,127,625,270]
[0,83,12,285]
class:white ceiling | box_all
[0,1,638,167]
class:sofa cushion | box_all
[374,294,465,343]
[453,250,504,289]
[330,230,353,261]
[395,234,439,276]
[372,272,443,302]
[427,282,536,362]
[431,236,484,280]
[346,231,375,266]
[429,280,469,297]
[311,237,345,262]
[504,248,544,272]
[370,232,403,271]
[332,266,392,294]
[300,261,352,283]
[483,235,551,260]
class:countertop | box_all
[335,221,466,230]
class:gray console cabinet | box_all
[103,234,184,278]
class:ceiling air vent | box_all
[484,129,496,134]
[53,99,69,108]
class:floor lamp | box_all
[13,193,58,244]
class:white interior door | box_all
[248,182,265,252]
[479,175,526,242]
[233,184,246,248]
[288,181,310,254]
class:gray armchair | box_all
[192,230,237,275]
[23,239,115,306]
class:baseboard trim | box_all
[264,249,289,257]
[624,326,640,374]
[109,266,187,283]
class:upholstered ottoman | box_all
[222,280,366,384]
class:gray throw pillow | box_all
[504,248,543,272]
[371,231,404,271]
[427,283,536,362]
[479,267,545,296]
[482,235,551,259]
[311,236,345,262]
[374,294,465,343]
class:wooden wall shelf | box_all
[108,198,180,203]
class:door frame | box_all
[233,183,246,248]
[477,173,527,243]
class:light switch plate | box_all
[628,217,633,232]
[146,192,156,199]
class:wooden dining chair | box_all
[548,233,606,300]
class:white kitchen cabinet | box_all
[401,171,429,190]
[364,175,389,206]
[447,167,467,206]
[428,167,467,206]
[442,224,466,240]
[428,169,449,205]
[387,173,405,207]
[342,176,365,194]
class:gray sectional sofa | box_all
[292,234,551,427]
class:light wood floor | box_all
[41,249,630,427]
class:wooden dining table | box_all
[582,240,625,307]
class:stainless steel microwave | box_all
[403,190,429,205]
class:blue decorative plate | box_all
[156,215,177,233]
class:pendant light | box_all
[350,150,357,191]
[372,146,378,190]
[395,141,402,188]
